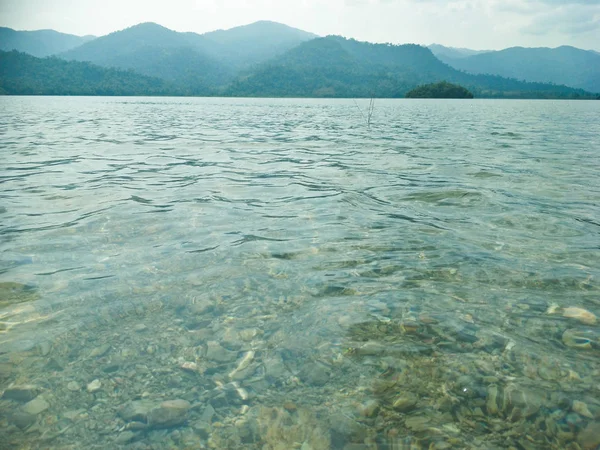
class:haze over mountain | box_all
[428,44,490,62]
[60,21,316,73]
[0,27,95,58]
[202,20,318,68]
[439,46,600,94]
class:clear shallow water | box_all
[1,96,599,449]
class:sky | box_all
[1,0,599,50]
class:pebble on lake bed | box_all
[67,381,81,392]
[562,307,596,325]
[21,396,49,415]
[2,385,39,402]
[86,379,102,393]
[573,400,594,419]
[147,399,191,428]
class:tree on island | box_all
[406,81,474,99]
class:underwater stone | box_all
[404,416,430,432]
[89,344,111,358]
[239,328,262,342]
[21,396,49,415]
[562,307,596,325]
[299,362,330,386]
[562,329,593,350]
[119,400,156,422]
[206,341,237,363]
[392,393,418,412]
[147,399,191,428]
[200,404,215,423]
[572,400,594,419]
[263,355,288,380]
[10,412,36,429]
[355,341,386,356]
[358,400,379,418]
[87,379,102,393]
[228,351,255,380]
[67,381,81,392]
[2,385,39,402]
[115,431,137,444]
[329,412,368,441]
[486,385,499,415]
[37,341,52,356]
[578,421,600,449]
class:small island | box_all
[406,81,474,99]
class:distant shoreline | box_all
[1,94,598,100]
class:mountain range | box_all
[429,44,600,93]
[1,22,599,98]
[0,27,95,57]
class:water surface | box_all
[1,97,599,449]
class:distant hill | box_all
[428,44,490,63]
[444,46,600,93]
[58,21,318,89]
[225,36,594,99]
[202,20,318,68]
[0,50,176,96]
[0,27,95,57]
[59,22,229,91]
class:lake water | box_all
[1,96,599,449]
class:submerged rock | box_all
[11,412,36,429]
[562,307,596,325]
[119,400,156,423]
[299,362,330,386]
[67,381,81,392]
[87,379,102,393]
[392,393,418,412]
[2,385,40,402]
[562,329,594,350]
[21,396,49,415]
[147,399,191,428]
[115,431,137,444]
[206,341,237,363]
[572,400,594,419]
[578,421,600,449]
[358,400,379,418]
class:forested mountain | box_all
[1,22,597,99]
[58,21,318,88]
[428,44,490,63]
[225,36,593,99]
[58,23,230,91]
[0,27,95,57]
[0,50,176,96]
[441,46,600,93]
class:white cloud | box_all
[524,3,600,36]
[0,0,598,50]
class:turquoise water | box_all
[1,96,599,449]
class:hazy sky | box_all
[1,0,599,50]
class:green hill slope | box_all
[226,36,594,99]
[0,50,176,96]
